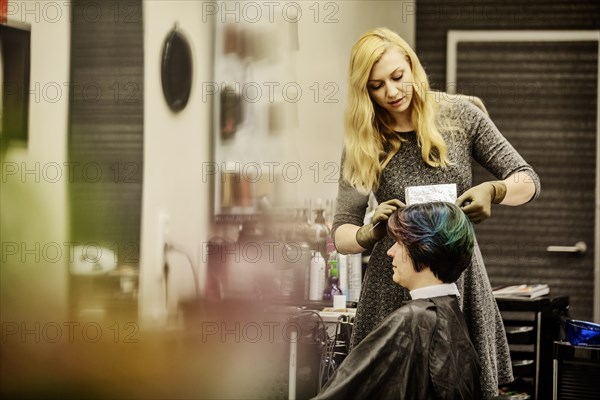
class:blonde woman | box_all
[332,27,539,398]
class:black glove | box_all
[356,199,405,250]
[456,181,507,224]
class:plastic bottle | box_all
[291,242,312,301]
[311,208,330,259]
[323,249,343,301]
[347,253,363,302]
[294,208,313,244]
[309,251,326,301]
[338,253,349,296]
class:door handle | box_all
[546,241,587,254]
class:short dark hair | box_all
[387,202,474,283]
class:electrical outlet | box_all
[157,210,170,280]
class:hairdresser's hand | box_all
[356,199,405,250]
[456,181,507,224]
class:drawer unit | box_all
[553,341,600,400]
[496,296,569,400]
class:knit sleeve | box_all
[331,151,370,238]
[459,100,541,200]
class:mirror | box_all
[160,25,192,112]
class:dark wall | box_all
[416,0,600,89]
[1,24,30,145]
[68,0,144,266]
[416,0,600,320]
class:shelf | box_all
[215,212,262,224]
[496,295,569,400]
[506,326,535,344]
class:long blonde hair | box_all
[343,27,453,194]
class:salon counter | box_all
[3,298,327,399]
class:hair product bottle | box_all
[309,250,326,301]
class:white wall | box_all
[138,0,415,327]
[0,0,416,329]
[279,1,416,205]
[1,1,71,323]
[139,0,214,327]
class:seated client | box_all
[313,201,482,400]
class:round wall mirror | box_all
[161,25,193,112]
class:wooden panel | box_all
[68,0,143,265]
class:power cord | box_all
[163,241,200,298]
[293,309,329,392]
[163,243,170,305]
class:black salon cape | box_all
[313,295,482,400]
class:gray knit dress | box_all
[332,99,540,399]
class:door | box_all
[448,31,598,321]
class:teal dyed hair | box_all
[387,202,475,283]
